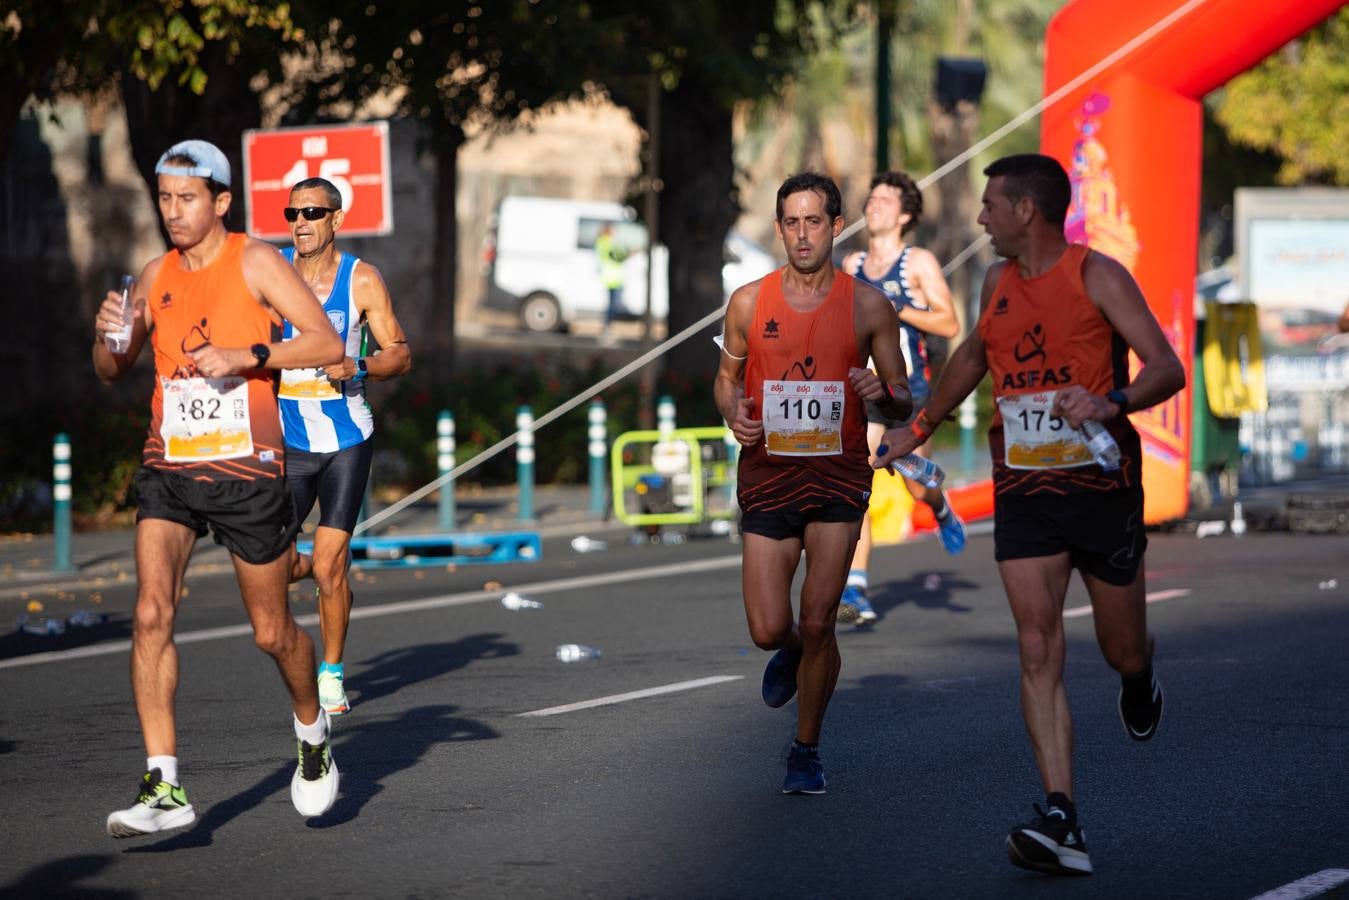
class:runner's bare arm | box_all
[322,261,411,382]
[898,247,960,338]
[854,280,912,420]
[93,257,161,383]
[1339,297,1349,333]
[873,263,996,467]
[714,281,762,447]
[1076,250,1185,420]
[840,251,863,275]
[209,239,342,375]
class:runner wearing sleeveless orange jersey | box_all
[92,140,345,837]
[715,172,911,794]
[875,154,1185,875]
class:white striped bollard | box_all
[53,433,74,572]
[517,405,535,521]
[588,400,607,515]
[438,410,456,529]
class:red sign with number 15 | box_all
[242,122,393,241]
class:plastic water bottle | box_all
[890,453,945,488]
[555,643,602,662]
[105,274,135,353]
[1079,420,1122,471]
[501,591,543,611]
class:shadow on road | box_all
[350,632,520,709]
[1,853,135,897]
[866,569,979,621]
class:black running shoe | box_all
[1007,803,1092,875]
[761,646,802,708]
[1119,672,1164,741]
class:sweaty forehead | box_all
[782,190,828,216]
[288,187,332,208]
[157,173,211,195]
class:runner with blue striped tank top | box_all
[280,177,412,716]
[837,171,965,627]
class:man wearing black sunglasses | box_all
[277,176,412,719]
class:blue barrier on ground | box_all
[297,530,542,569]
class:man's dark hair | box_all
[983,154,1071,228]
[870,171,923,235]
[162,153,227,200]
[290,177,343,210]
[776,172,842,222]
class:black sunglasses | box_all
[283,206,339,222]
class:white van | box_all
[482,195,778,333]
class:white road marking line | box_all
[1063,588,1191,619]
[516,676,744,717]
[1249,869,1349,900]
[0,554,744,670]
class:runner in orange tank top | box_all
[875,154,1185,876]
[715,172,911,795]
[92,139,345,838]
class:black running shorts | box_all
[740,499,866,541]
[134,466,298,564]
[286,439,375,534]
[993,488,1146,586]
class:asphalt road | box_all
[2,527,1347,899]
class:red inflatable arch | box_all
[1040,0,1345,523]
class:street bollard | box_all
[438,409,456,529]
[53,433,74,572]
[517,405,535,521]
[588,400,607,516]
[658,395,676,439]
[959,394,977,477]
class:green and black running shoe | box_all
[106,768,195,838]
[291,711,340,818]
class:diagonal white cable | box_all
[356,0,1203,534]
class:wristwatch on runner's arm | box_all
[250,343,270,368]
[1106,389,1129,417]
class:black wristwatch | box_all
[250,343,270,368]
[1106,389,1129,417]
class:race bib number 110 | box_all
[762,379,844,456]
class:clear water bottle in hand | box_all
[1079,420,1122,471]
[555,643,602,662]
[105,274,135,353]
[883,451,945,488]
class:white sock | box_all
[846,569,868,590]
[147,755,178,786]
[294,710,329,745]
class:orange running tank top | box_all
[142,233,285,480]
[737,268,871,514]
[977,244,1140,496]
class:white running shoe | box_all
[106,769,196,838]
[291,710,339,818]
[317,669,350,716]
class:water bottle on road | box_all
[555,643,602,662]
[501,592,543,611]
[105,275,135,353]
[1079,420,1122,471]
